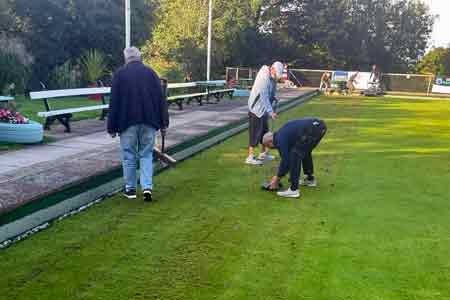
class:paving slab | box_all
[0,89,315,215]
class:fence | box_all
[226,66,436,94]
[290,69,435,94]
[225,67,258,89]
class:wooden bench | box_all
[198,80,235,102]
[28,80,236,132]
[166,82,208,110]
[30,88,110,132]
[165,81,235,110]
[0,96,14,103]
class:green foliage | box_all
[142,0,208,79]
[416,47,450,76]
[80,49,108,84]
[50,60,81,89]
[143,0,434,78]
[0,0,17,33]
[0,52,28,94]
[1,0,437,85]
[12,0,156,85]
[260,0,434,71]
[142,0,267,79]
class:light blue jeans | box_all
[120,124,156,191]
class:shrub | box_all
[80,49,108,84]
[50,60,81,89]
[0,52,28,95]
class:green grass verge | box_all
[11,94,108,123]
[0,95,108,151]
[1,95,450,299]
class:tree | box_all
[142,0,271,80]
[12,0,156,86]
[416,47,450,76]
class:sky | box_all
[425,0,450,48]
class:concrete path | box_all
[0,89,314,215]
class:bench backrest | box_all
[167,82,198,89]
[30,87,111,100]
[0,96,14,102]
[29,80,228,101]
[197,80,227,87]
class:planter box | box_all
[0,120,44,144]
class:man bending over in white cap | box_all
[245,61,284,165]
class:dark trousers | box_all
[289,121,327,190]
[248,112,269,147]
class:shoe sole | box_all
[259,157,275,161]
[143,192,153,202]
[123,194,137,199]
[299,181,317,188]
[277,194,300,198]
[245,161,262,166]
[301,183,317,187]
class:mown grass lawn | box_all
[1,95,450,300]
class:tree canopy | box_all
[416,47,450,76]
[0,0,436,88]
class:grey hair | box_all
[262,132,274,146]
[123,47,142,64]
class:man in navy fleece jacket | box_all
[262,118,327,198]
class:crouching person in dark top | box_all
[262,118,327,198]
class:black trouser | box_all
[248,112,269,148]
[289,120,327,190]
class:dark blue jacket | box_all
[107,61,169,134]
[273,118,318,177]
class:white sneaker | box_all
[300,177,317,187]
[245,156,262,165]
[258,153,275,161]
[277,188,300,198]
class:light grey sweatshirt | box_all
[248,66,275,118]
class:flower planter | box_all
[0,120,44,144]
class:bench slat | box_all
[196,80,227,86]
[0,96,14,102]
[210,89,235,93]
[30,88,111,100]
[30,80,226,100]
[37,105,108,117]
[167,82,198,89]
[167,92,208,101]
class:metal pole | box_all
[125,0,131,48]
[207,0,213,81]
[427,75,434,96]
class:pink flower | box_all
[0,108,29,124]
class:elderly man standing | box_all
[245,61,284,165]
[108,47,169,202]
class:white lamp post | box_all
[207,0,213,81]
[125,0,131,48]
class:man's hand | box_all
[270,176,280,190]
[160,128,167,136]
[271,112,278,120]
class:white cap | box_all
[272,61,284,78]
